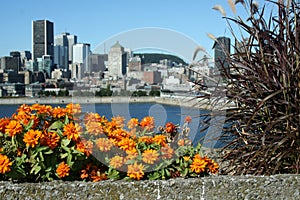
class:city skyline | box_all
[0,0,270,61]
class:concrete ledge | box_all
[1,175,299,199]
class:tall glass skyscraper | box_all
[32,20,54,61]
[213,36,231,74]
[54,32,77,64]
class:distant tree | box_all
[149,90,160,97]
[132,90,147,97]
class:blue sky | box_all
[0,0,270,62]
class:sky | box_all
[0,0,271,63]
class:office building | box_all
[0,56,19,72]
[107,41,127,77]
[32,20,54,61]
[213,36,230,74]
[54,45,68,69]
[72,43,91,74]
[55,32,77,64]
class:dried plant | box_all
[218,0,300,175]
[192,0,300,175]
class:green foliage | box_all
[149,90,160,97]
[132,90,147,97]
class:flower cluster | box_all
[0,104,218,182]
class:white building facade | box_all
[72,43,91,73]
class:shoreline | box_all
[0,96,233,110]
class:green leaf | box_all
[31,164,42,175]
[43,149,54,155]
[48,120,64,131]
[64,115,69,125]
[182,168,189,177]
[60,153,68,159]
[66,153,74,167]
[37,146,50,152]
[107,168,120,180]
[24,120,34,132]
[61,138,71,147]
[165,168,171,177]
[147,172,161,180]
[39,152,44,162]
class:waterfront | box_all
[0,98,227,148]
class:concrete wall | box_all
[1,175,299,199]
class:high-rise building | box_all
[213,36,230,74]
[20,51,32,67]
[72,43,91,73]
[107,41,127,77]
[32,20,54,61]
[54,32,77,64]
[54,45,68,69]
[66,34,77,63]
[37,55,53,78]
[0,56,20,72]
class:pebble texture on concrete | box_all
[0,175,299,199]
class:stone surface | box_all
[0,175,299,199]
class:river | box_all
[0,102,226,148]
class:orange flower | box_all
[108,128,129,139]
[177,139,185,146]
[110,155,124,169]
[118,138,136,151]
[90,170,107,182]
[0,118,10,133]
[23,129,42,148]
[17,104,32,113]
[127,118,139,129]
[126,149,138,160]
[84,113,102,124]
[111,116,125,128]
[190,154,208,174]
[165,122,176,133]
[80,163,107,182]
[40,131,60,149]
[56,161,70,178]
[0,154,12,174]
[204,156,219,174]
[138,136,153,144]
[63,122,82,141]
[142,149,159,164]
[153,134,167,146]
[76,139,93,156]
[86,122,103,136]
[13,111,31,126]
[5,120,23,137]
[66,103,81,115]
[161,146,174,159]
[127,162,145,180]
[140,116,155,130]
[95,138,113,152]
[52,106,66,118]
[184,116,192,123]
[31,104,52,115]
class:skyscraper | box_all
[54,32,77,64]
[72,43,91,73]
[107,41,127,77]
[213,36,231,75]
[32,20,54,61]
